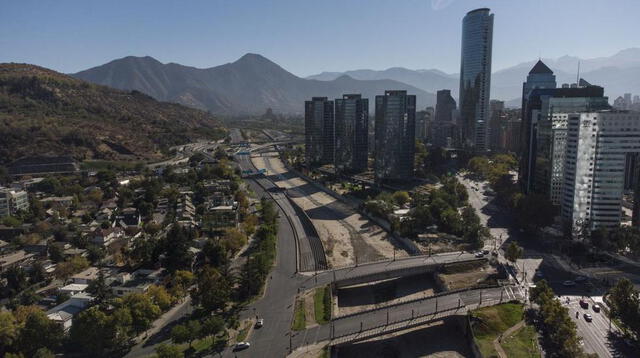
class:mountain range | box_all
[0,63,224,164]
[73,54,435,115]
[72,49,640,114]
[308,48,640,106]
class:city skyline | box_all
[2,0,640,76]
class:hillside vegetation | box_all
[0,63,225,164]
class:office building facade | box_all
[459,8,494,151]
[374,90,416,181]
[334,94,369,173]
[305,97,334,166]
[518,60,557,193]
[562,111,640,232]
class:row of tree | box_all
[529,280,595,357]
[607,278,640,339]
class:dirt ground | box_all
[252,153,407,268]
[437,263,497,291]
[336,274,436,317]
[336,317,471,358]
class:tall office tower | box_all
[489,100,505,150]
[304,97,334,166]
[459,8,494,151]
[334,94,369,174]
[505,119,522,153]
[634,95,640,105]
[518,60,557,193]
[562,111,640,233]
[435,90,457,122]
[374,90,416,182]
[415,107,434,142]
[624,93,632,109]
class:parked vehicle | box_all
[563,280,576,287]
[255,318,264,328]
[584,313,593,322]
[592,304,601,313]
[234,342,251,350]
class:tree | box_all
[0,311,17,354]
[163,225,194,273]
[191,266,232,313]
[16,310,63,355]
[201,316,225,338]
[169,270,194,299]
[608,278,640,338]
[32,348,55,358]
[3,266,28,294]
[392,191,410,207]
[86,270,113,306]
[505,241,523,263]
[514,194,556,233]
[222,228,247,254]
[155,343,184,358]
[118,293,161,334]
[147,285,174,311]
[171,320,201,347]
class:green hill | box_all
[0,63,225,164]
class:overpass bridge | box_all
[290,285,522,351]
[300,252,486,290]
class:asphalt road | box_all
[458,174,634,358]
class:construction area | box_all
[251,152,408,268]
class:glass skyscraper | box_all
[459,8,494,151]
[374,90,416,182]
[334,94,369,174]
[304,97,334,166]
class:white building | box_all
[0,187,29,217]
[562,111,640,232]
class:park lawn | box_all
[314,286,331,325]
[502,325,541,358]
[471,303,524,358]
[292,298,306,331]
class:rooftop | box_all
[529,60,554,75]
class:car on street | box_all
[474,252,484,258]
[579,299,589,309]
[583,313,593,322]
[592,304,601,312]
[563,280,576,286]
[234,342,251,350]
[482,249,490,255]
[255,318,264,328]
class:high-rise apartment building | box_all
[374,90,416,182]
[334,94,369,173]
[459,8,494,151]
[305,97,334,166]
[0,187,29,217]
[562,111,640,232]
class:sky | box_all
[1,0,639,77]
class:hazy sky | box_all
[2,0,639,76]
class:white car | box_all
[255,318,264,328]
[235,342,251,350]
